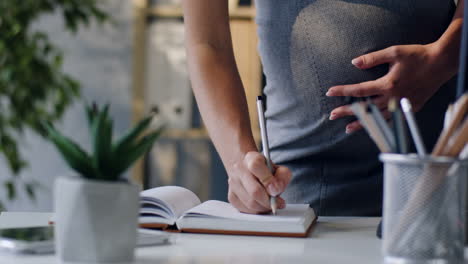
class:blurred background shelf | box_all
[148,6,256,19]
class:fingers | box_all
[244,152,291,196]
[372,96,390,110]
[228,190,286,214]
[329,96,390,120]
[329,105,353,120]
[351,46,401,69]
[345,109,391,134]
[244,152,274,186]
[345,120,364,134]
[276,196,286,209]
[227,191,252,213]
[240,172,271,209]
[226,151,292,214]
[326,80,383,98]
[228,177,269,213]
[271,165,292,196]
[329,95,392,134]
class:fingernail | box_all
[268,183,280,196]
[326,89,334,96]
[351,57,363,67]
[345,126,354,134]
[329,113,336,120]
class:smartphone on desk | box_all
[0,226,170,255]
[0,226,55,254]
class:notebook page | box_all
[183,200,310,223]
[141,186,201,219]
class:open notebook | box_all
[140,186,317,237]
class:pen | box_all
[388,98,408,154]
[350,102,391,153]
[367,99,396,151]
[400,98,426,157]
[432,94,468,156]
[256,96,277,215]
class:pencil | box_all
[256,96,277,215]
[350,102,391,153]
[444,118,468,157]
[443,104,454,130]
[400,98,426,156]
[389,98,408,154]
[432,94,468,156]
[368,100,396,152]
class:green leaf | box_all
[5,181,16,200]
[85,103,96,127]
[112,115,153,157]
[91,104,112,179]
[24,182,36,200]
[112,127,164,176]
[45,124,95,178]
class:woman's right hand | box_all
[227,151,292,214]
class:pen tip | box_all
[257,96,263,101]
[270,196,277,215]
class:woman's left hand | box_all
[326,43,456,134]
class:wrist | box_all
[428,17,463,78]
[219,135,258,175]
[427,40,459,79]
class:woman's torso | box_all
[254,0,457,215]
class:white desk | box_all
[0,212,383,263]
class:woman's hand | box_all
[326,43,457,133]
[227,151,291,214]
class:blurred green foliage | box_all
[0,0,109,209]
[46,103,163,182]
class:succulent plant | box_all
[45,103,163,181]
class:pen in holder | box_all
[380,153,468,264]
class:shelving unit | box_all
[131,0,261,184]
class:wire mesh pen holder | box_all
[380,154,468,264]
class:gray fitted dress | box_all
[255,0,457,215]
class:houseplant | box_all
[0,0,108,210]
[46,103,163,262]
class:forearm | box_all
[431,0,464,78]
[187,44,257,167]
[182,0,256,169]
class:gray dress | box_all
[255,0,457,216]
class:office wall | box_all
[0,0,133,211]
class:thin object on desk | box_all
[256,96,277,215]
[368,101,396,152]
[432,94,468,156]
[400,98,426,156]
[443,118,468,157]
[444,104,454,130]
[350,102,391,152]
[389,98,408,154]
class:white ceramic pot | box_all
[54,176,139,263]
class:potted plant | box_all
[0,0,108,211]
[45,103,163,263]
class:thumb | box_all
[351,46,397,69]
